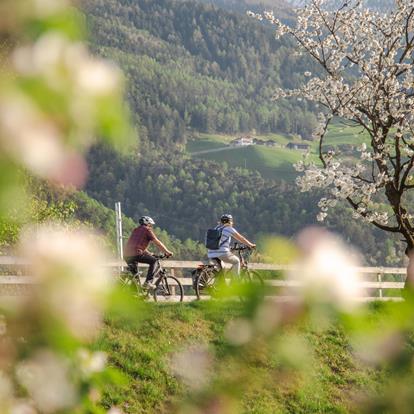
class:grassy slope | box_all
[187,124,368,181]
[97,302,380,414]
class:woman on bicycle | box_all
[124,216,173,288]
[207,214,256,276]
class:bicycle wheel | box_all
[236,269,265,301]
[119,270,132,286]
[242,269,264,285]
[119,271,148,299]
[195,268,218,299]
[153,275,184,302]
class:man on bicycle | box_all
[208,214,256,276]
[124,216,173,288]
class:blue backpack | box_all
[205,225,225,250]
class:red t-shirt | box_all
[124,225,156,256]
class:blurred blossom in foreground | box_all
[254,299,303,336]
[170,345,212,391]
[290,227,364,311]
[107,407,125,414]
[18,224,113,339]
[9,401,37,414]
[16,350,76,413]
[78,349,107,377]
[0,1,134,413]
[353,330,405,366]
[31,0,69,17]
[0,31,124,188]
[0,95,87,187]
[0,10,132,191]
[224,318,253,346]
[12,33,121,98]
[0,371,13,409]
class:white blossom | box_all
[5,32,125,186]
[107,408,125,414]
[78,349,107,376]
[16,351,77,413]
[10,401,37,414]
[291,228,364,311]
[18,225,113,339]
[317,212,328,222]
[224,318,254,346]
[170,345,212,391]
[0,371,13,404]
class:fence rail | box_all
[0,257,407,301]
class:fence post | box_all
[170,268,176,296]
[377,267,383,299]
[115,202,123,272]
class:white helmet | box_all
[139,216,155,225]
[220,214,233,224]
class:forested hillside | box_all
[288,0,394,9]
[86,144,402,265]
[83,0,317,145]
[0,178,204,260]
[183,0,294,19]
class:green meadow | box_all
[97,301,383,414]
[187,124,368,181]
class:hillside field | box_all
[97,301,383,414]
[187,123,368,181]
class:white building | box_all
[229,136,254,147]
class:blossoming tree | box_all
[252,0,414,253]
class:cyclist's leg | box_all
[218,253,240,276]
[212,258,223,272]
[136,253,158,282]
[124,256,139,274]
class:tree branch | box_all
[346,197,400,233]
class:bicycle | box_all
[193,243,263,300]
[119,254,184,302]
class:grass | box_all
[187,138,320,181]
[187,124,369,181]
[96,301,382,414]
[186,138,228,153]
[195,145,310,181]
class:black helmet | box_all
[220,214,233,224]
[139,216,155,225]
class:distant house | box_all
[286,142,310,151]
[230,136,254,147]
[253,138,266,145]
[265,139,276,147]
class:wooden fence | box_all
[0,256,407,302]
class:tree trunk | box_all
[405,244,414,291]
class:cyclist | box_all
[207,214,256,276]
[124,216,173,288]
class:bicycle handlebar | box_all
[231,243,255,252]
[231,246,251,251]
[152,253,172,260]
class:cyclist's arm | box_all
[152,237,173,256]
[232,231,256,248]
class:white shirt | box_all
[207,225,237,258]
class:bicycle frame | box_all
[124,254,184,302]
[135,255,167,287]
[195,244,252,279]
[232,242,253,271]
